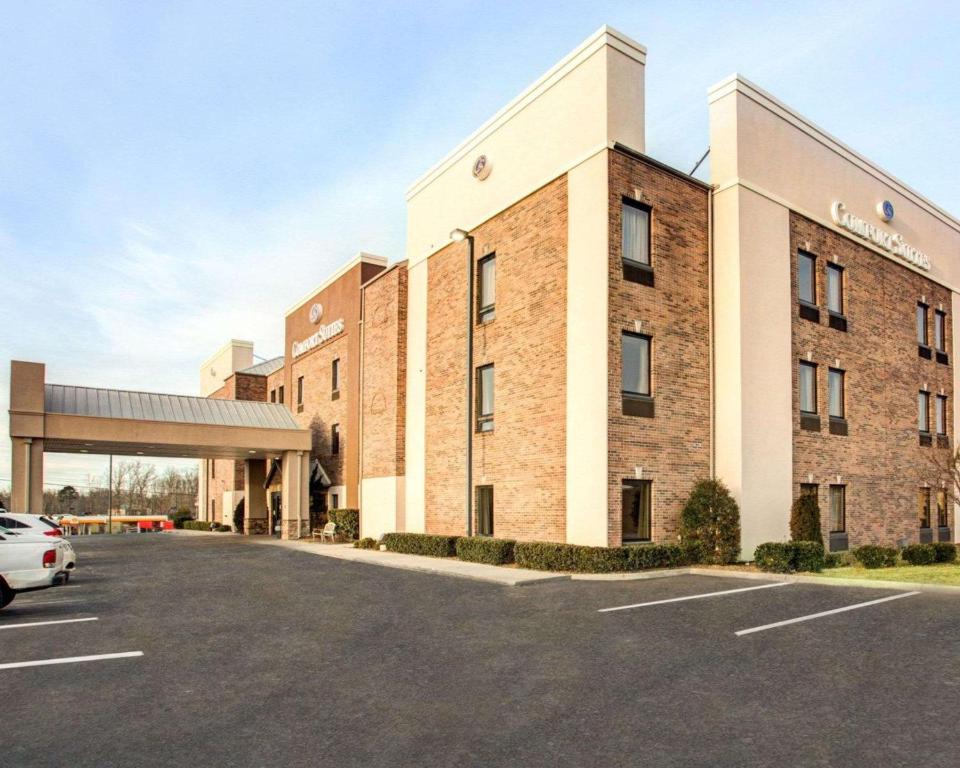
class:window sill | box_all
[476,422,494,434]
[919,432,932,446]
[800,413,821,431]
[828,417,848,436]
[623,261,654,287]
[919,528,934,544]
[918,345,933,360]
[798,302,820,323]
[622,393,654,418]
[331,390,340,401]
[936,350,949,365]
[827,312,847,332]
[477,313,495,326]
[828,531,849,552]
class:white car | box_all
[0,529,66,609]
[0,513,77,579]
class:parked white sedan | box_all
[0,513,77,578]
[0,529,66,609]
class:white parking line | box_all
[735,591,920,636]
[599,581,791,612]
[0,617,98,631]
[0,651,143,670]
[7,599,87,607]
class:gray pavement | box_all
[3,533,960,767]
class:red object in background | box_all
[161,521,174,531]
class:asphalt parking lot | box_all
[4,534,960,768]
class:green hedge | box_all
[382,533,459,557]
[754,541,825,573]
[852,545,898,569]
[328,509,359,541]
[513,541,702,573]
[182,520,212,531]
[901,543,937,566]
[354,537,379,550]
[456,536,516,565]
[932,542,958,563]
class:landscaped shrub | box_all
[382,533,459,557]
[233,498,245,534]
[514,542,628,573]
[790,493,822,543]
[932,542,958,563]
[328,509,360,541]
[679,479,741,564]
[754,541,825,573]
[170,507,193,530]
[852,545,898,569]
[182,520,212,531]
[626,542,704,570]
[901,543,937,565]
[354,537,378,550]
[456,536,516,565]
[824,553,842,569]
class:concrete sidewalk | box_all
[254,538,568,587]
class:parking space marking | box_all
[0,651,143,671]
[0,617,98,631]
[6,599,87,607]
[599,581,791,613]
[735,591,920,636]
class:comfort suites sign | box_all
[291,302,345,358]
[831,201,931,271]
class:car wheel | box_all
[0,583,14,610]
[63,572,71,584]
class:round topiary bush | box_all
[679,479,741,565]
[790,493,822,543]
[901,543,936,565]
[852,545,898,569]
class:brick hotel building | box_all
[198,27,960,555]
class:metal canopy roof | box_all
[45,383,300,430]
[238,356,285,377]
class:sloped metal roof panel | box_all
[44,383,300,430]
[238,356,285,377]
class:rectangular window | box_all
[331,358,340,393]
[622,199,650,267]
[622,332,651,397]
[799,361,817,414]
[937,490,948,528]
[270,389,276,403]
[919,390,930,433]
[278,385,284,404]
[826,263,843,314]
[798,251,816,305]
[936,395,947,435]
[476,364,494,432]
[828,368,844,419]
[917,303,929,346]
[919,488,931,529]
[622,480,652,543]
[331,423,340,455]
[829,485,846,533]
[297,375,304,406]
[210,460,215,480]
[476,486,494,536]
[477,254,495,323]
[331,493,339,510]
[935,310,946,352]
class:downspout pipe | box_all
[464,234,475,538]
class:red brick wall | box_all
[361,264,408,480]
[424,176,568,541]
[607,150,712,546]
[790,212,954,546]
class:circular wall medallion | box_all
[472,154,492,180]
[309,303,324,324]
[877,200,894,222]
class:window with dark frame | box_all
[919,390,930,434]
[936,394,948,436]
[828,368,844,419]
[826,263,843,315]
[622,479,652,543]
[476,486,494,536]
[622,332,651,397]
[935,310,947,352]
[331,493,339,509]
[799,361,817,414]
[270,389,276,403]
[919,487,931,529]
[622,198,653,285]
[297,375,304,406]
[476,364,494,432]
[477,254,495,323]
[829,485,846,533]
[937,490,948,528]
[331,423,340,455]
[331,358,340,394]
[278,385,284,404]
[917,303,929,346]
[798,251,816,305]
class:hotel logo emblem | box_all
[309,303,324,324]
[472,154,491,180]
[877,200,895,222]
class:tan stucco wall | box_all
[360,475,404,540]
[199,340,254,397]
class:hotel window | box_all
[622,332,653,417]
[622,480,652,543]
[935,310,948,363]
[798,251,816,303]
[936,395,948,436]
[211,499,215,520]
[270,389,276,403]
[622,199,653,286]
[799,361,819,430]
[476,364,494,432]
[210,460,215,480]
[917,303,929,346]
[331,358,340,399]
[937,490,948,528]
[331,493,339,509]
[278,385,284,404]
[919,488,931,529]
[919,390,930,434]
[476,486,494,536]
[296,375,304,411]
[477,254,495,323]
[828,368,844,419]
[829,485,846,533]
[331,423,340,455]
[826,263,843,314]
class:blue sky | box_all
[2,0,959,493]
